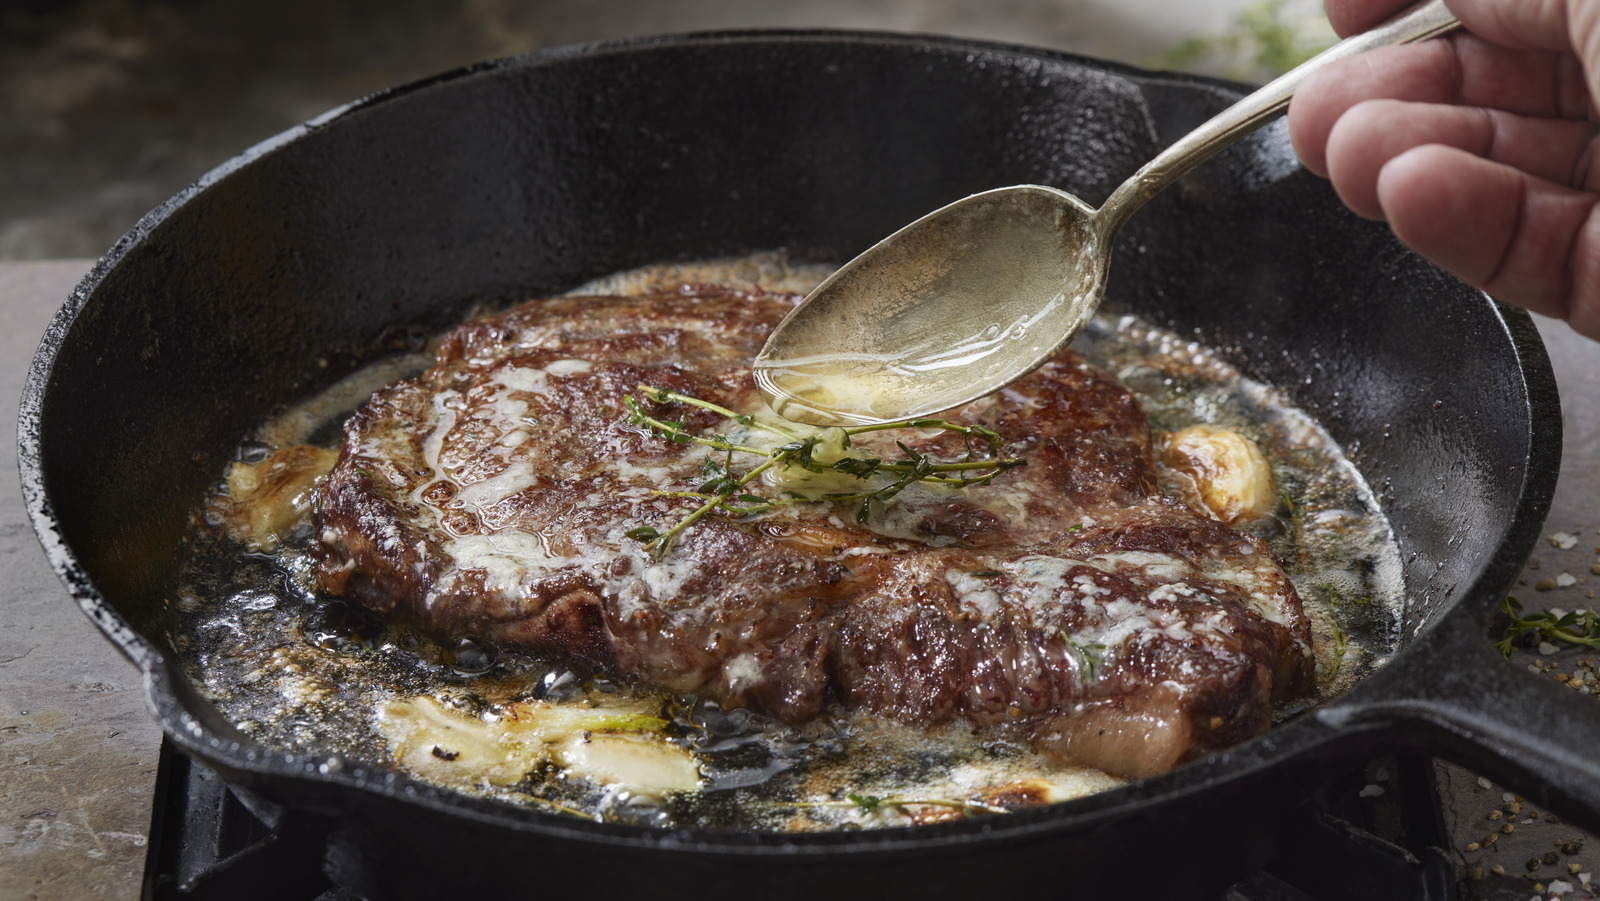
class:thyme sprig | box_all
[1327,620,1348,680]
[622,384,1021,555]
[1060,631,1106,684]
[795,793,1011,818]
[1495,595,1600,657]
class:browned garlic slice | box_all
[1158,425,1276,525]
[379,695,699,794]
[224,446,340,548]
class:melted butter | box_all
[753,224,1101,427]
[754,296,1076,425]
[409,391,460,507]
[444,531,560,595]
[754,359,908,425]
[174,252,1405,832]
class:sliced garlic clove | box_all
[1159,425,1276,525]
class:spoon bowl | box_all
[756,0,1459,425]
[754,185,1103,424]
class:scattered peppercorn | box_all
[1528,858,1543,872]
[1544,850,1560,865]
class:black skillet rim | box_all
[15,27,1563,856]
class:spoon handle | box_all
[1098,0,1459,231]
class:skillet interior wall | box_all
[36,33,1533,670]
[1109,77,1544,638]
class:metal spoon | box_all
[754,0,1459,425]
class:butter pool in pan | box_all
[176,254,1403,832]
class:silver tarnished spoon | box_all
[754,0,1459,425]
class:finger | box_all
[1376,143,1600,338]
[1441,0,1600,122]
[1438,0,1587,55]
[1326,0,1575,51]
[1287,36,1589,175]
[1324,99,1599,217]
[1323,0,1418,37]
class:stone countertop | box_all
[1433,312,1600,901]
[1,260,162,900]
[0,258,1596,899]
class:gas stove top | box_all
[140,737,1457,901]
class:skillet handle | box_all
[1322,612,1600,833]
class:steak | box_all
[311,285,1313,778]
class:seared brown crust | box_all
[311,285,1312,778]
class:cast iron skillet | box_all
[17,30,1586,898]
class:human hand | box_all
[1286,0,1600,340]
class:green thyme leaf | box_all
[1497,594,1600,657]
[1061,631,1106,684]
[622,385,1019,557]
[846,792,882,814]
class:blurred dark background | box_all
[0,0,1334,260]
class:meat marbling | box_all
[311,285,1313,779]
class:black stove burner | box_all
[1227,755,1457,901]
[141,740,346,901]
[140,739,1458,901]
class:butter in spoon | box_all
[754,0,1459,426]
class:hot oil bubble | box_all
[448,636,495,675]
[538,669,583,701]
[236,591,279,612]
[676,698,804,794]
[1116,364,1169,397]
[598,788,674,828]
[307,599,384,652]
[235,440,272,464]
[690,698,753,738]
